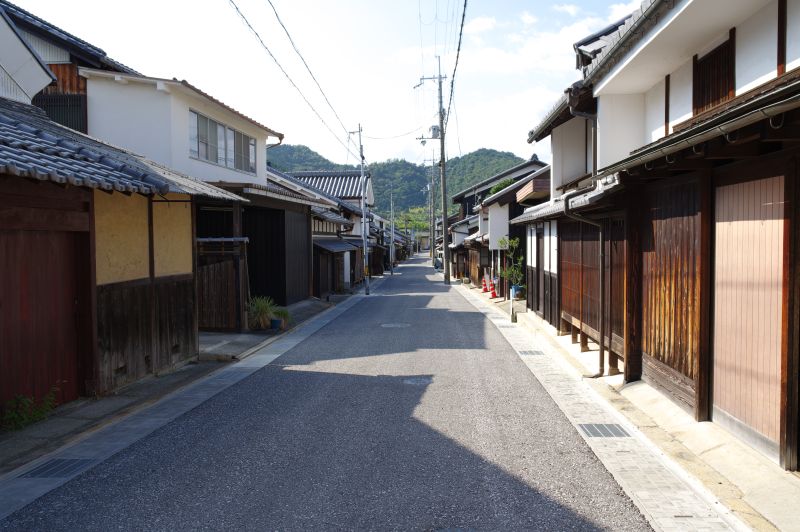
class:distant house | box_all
[76,69,329,312]
[449,156,547,289]
[0,6,241,409]
[289,170,374,287]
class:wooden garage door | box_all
[713,175,784,451]
[0,230,84,407]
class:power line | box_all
[226,0,360,161]
[364,114,438,140]
[444,0,467,132]
[264,0,353,146]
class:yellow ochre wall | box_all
[94,190,149,285]
[94,191,194,285]
[153,193,193,277]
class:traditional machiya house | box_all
[74,68,332,320]
[289,170,374,287]
[0,9,242,409]
[0,0,137,133]
[450,156,547,289]
[266,166,359,299]
[519,0,800,469]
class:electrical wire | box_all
[264,0,353,145]
[227,0,360,161]
[444,0,467,132]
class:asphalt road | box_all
[1,257,650,531]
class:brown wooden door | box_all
[713,175,784,453]
[0,230,83,407]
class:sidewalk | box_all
[0,295,346,478]
[457,278,800,531]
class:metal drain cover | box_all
[19,458,96,479]
[578,423,630,438]
[381,323,410,328]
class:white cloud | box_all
[553,4,580,17]
[608,1,640,22]
[464,16,497,35]
[521,11,538,26]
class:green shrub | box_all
[2,387,58,431]
[248,296,277,329]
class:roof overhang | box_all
[0,8,55,99]
[510,173,622,225]
[79,68,284,140]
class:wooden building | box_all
[518,0,800,469]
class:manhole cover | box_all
[403,377,432,386]
[381,323,410,328]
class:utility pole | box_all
[415,56,450,284]
[390,189,394,275]
[352,124,370,296]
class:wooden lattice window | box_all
[693,29,735,115]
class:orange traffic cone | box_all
[489,278,498,298]
[481,277,488,292]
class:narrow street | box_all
[1,257,649,531]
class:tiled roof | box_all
[451,156,546,201]
[0,98,165,194]
[582,0,669,84]
[311,206,352,226]
[267,166,357,214]
[289,170,368,200]
[0,97,241,199]
[0,0,139,74]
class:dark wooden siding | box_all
[693,30,735,115]
[96,276,196,393]
[284,210,310,305]
[560,221,582,324]
[41,63,86,95]
[641,179,701,381]
[0,177,93,410]
[243,207,286,305]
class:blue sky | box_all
[13,0,640,165]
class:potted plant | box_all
[273,307,291,331]
[499,236,525,299]
[248,296,277,330]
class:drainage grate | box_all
[19,458,96,479]
[578,423,630,438]
[518,350,543,356]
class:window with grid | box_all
[189,110,257,173]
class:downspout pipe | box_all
[565,82,606,378]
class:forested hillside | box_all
[267,144,526,217]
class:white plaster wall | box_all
[788,0,800,72]
[478,209,488,235]
[669,59,693,133]
[736,0,778,95]
[487,203,509,250]
[551,117,588,199]
[171,91,269,185]
[527,225,535,267]
[597,93,645,169]
[86,78,173,165]
[452,230,467,246]
[549,221,558,274]
[343,252,351,287]
[644,79,666,144]
[543,223,550,274]
[0,17,52,102]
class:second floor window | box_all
[189,110,256,173]
[693,30,735,115]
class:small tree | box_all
[498,236,524,287]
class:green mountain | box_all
[267,144,526,217]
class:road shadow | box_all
[0,370,648,531]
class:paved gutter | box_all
[453,278,749,532]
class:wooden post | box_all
[579,222,589,352]
[780,155,798,470]
[624,187,643,383]
[147,196,157,374]
[696,174,713,421]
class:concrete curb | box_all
[453,281,750,532]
